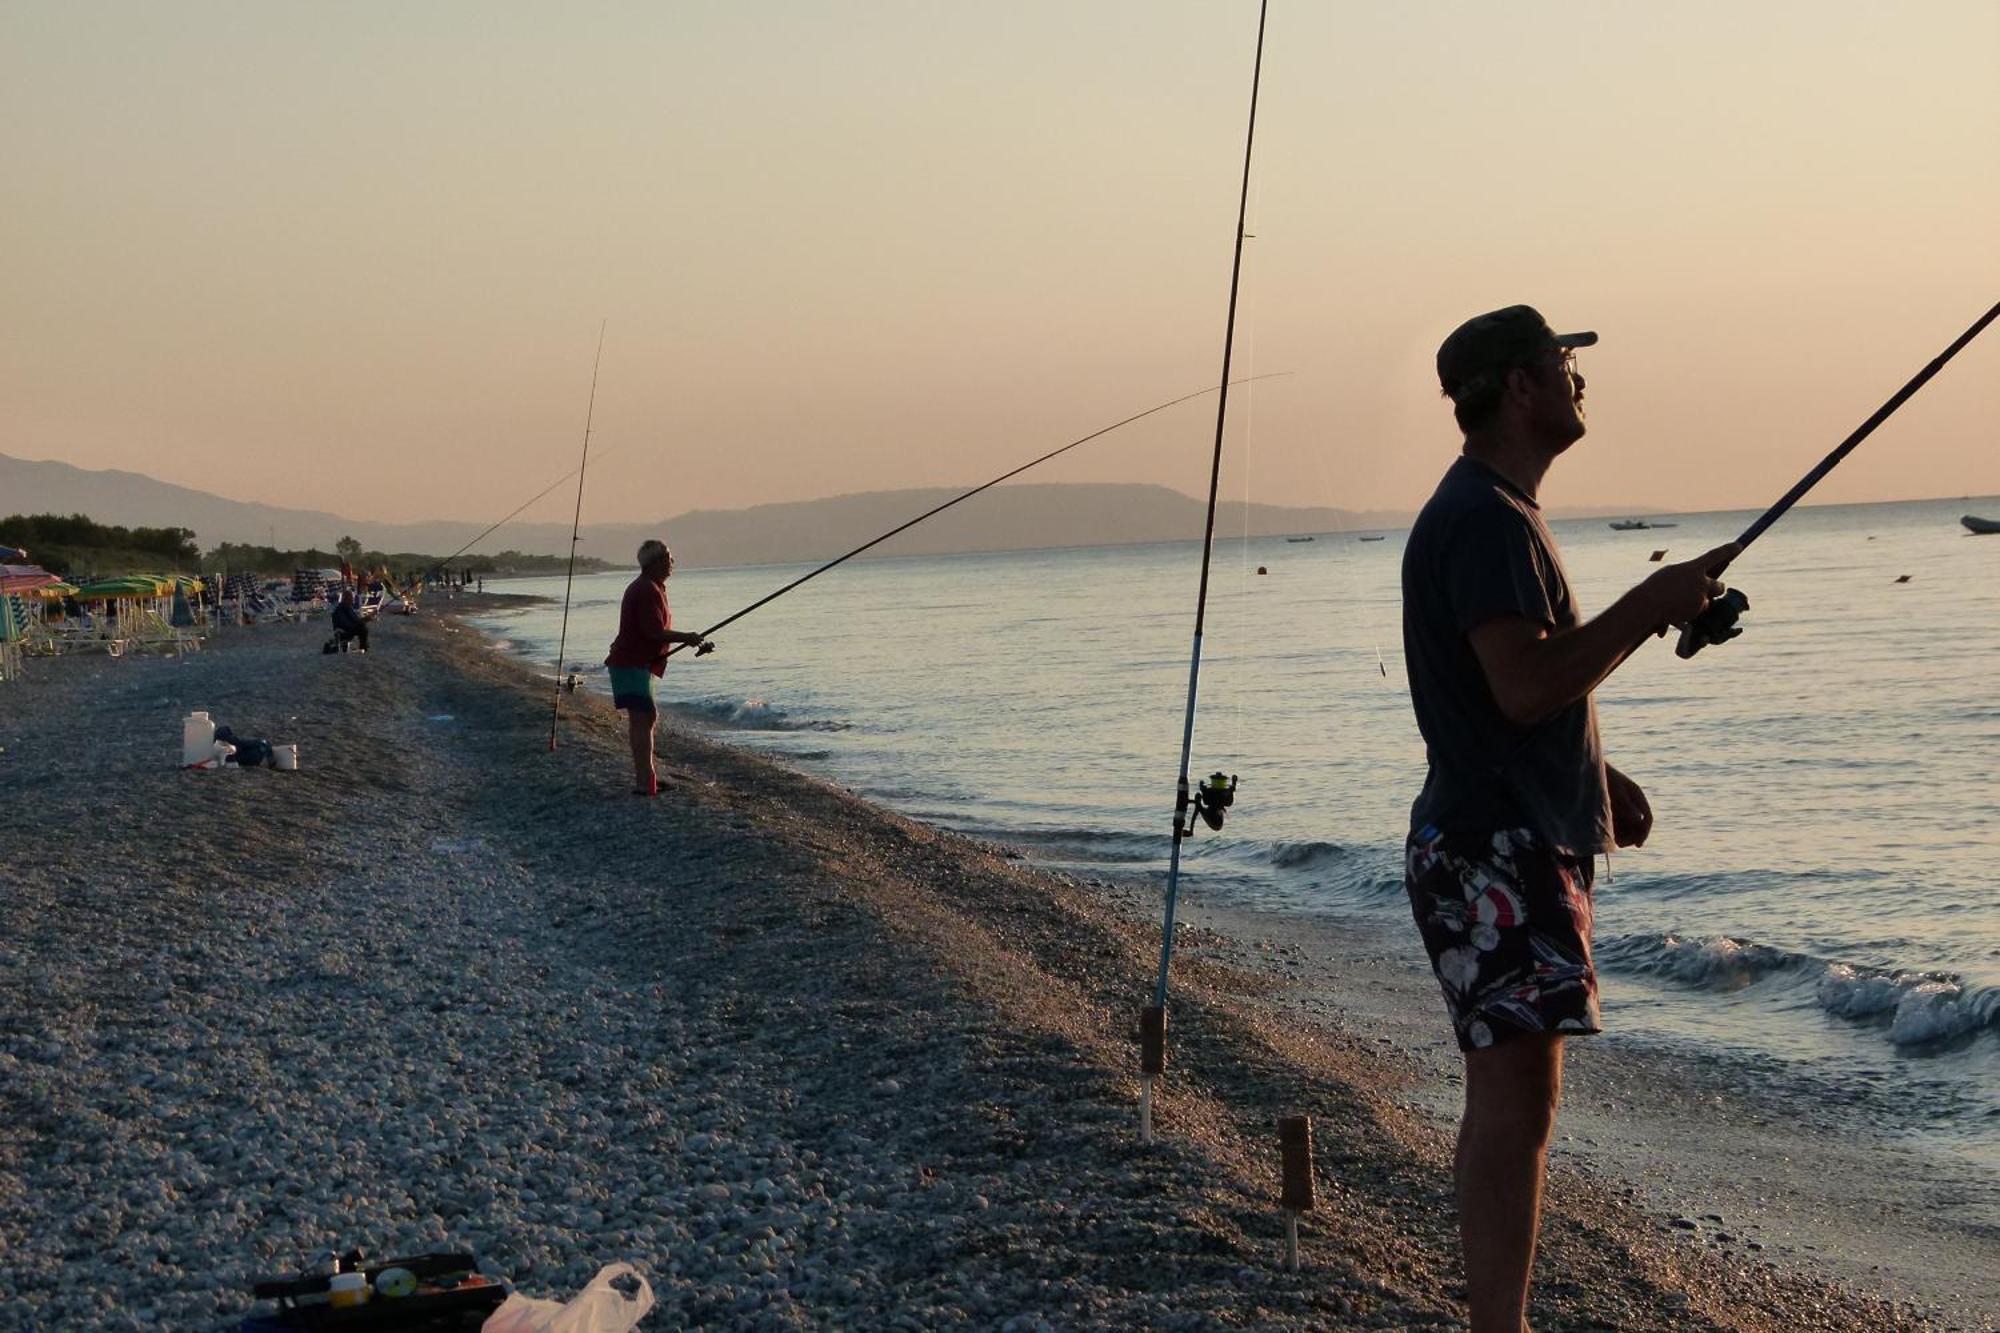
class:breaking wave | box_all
[678,696,851,732]
[976,826,1166,864]
[1816,964,2000,1047]
[1597,932,2000,1048]
[1595,932,1803,990]
[1261,840,1350,870]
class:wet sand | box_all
[1126,893,1999,1329]
[0,598,1980,1330]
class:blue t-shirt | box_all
[1401,456,1609,856]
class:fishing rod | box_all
[1139,0,1268,1143]
[427,448,616,582]
[662,371,1288,657]
[1676,298,1999,658]
[548,322,607,751]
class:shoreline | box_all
[0,603,1982,1329]
[1117,890,1999,1326]
[527,580,1999,1328]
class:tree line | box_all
[0,512,200,575]
[1,512,606,579]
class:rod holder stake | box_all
[1139,1006,1167,1142]
[1278,1114,1315,1270]
[1140,1005,1167,1076]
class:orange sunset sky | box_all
[4,1,1996,526]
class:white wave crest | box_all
[1816,965,1998,1046]
[1606,933,1799,991]
[682,696,849,732]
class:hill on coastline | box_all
[1,451,1654,570]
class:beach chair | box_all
[28,593,80,656]
[0,595,23,682]
[169,583,205,653]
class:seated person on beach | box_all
[605,540,712,796]
[330,588,369,652]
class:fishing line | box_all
[1138,0,1268,1141]
[1231,382,1255,759]
[1226,167,1265,761]
[662,372,1289,657]
[548,322,607,751]
[1302,419,1390,680]
[429,445,620,578]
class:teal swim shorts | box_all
[607,665,658,714]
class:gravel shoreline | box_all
[0,604,1979,1330]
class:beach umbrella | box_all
[72,575,172,600]
[0,564,61,595]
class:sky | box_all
[3,1,1996,527]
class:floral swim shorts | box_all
[1404,826,1600,1053]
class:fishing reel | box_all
[1176,771,1239,839]
[1675,586,1751,659]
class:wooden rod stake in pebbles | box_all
[1277,1114,1314,1271]
[1139,1006,1166,1143]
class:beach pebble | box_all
[0,611,1942,1332]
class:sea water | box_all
[478,494,1999,1169]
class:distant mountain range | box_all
[0,451,1649,569]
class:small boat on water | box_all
[1964,515,2000,535]
[1285,536,1316,543]
[1608,519,1678,530]
[1358,535,1385,542]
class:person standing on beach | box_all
[1400,305,1736,1332]
[605,540,711,796]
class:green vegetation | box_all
[202,541,343,575]
[0,514,611,580]
[0,513,200,578]
[461,549,614,576]
[206,536,612,577]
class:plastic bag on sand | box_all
[482,1263,655,1333]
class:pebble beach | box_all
[0,598,1981,1331]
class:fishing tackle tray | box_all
[242,1251,505,1331]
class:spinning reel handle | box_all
[1675,586,1751,659]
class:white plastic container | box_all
[273,743,299,771]
[181,712,216,766]
[328,1271,368,1309]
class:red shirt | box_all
[605,574,671,676]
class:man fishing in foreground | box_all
[605,540,712,796]
[1400,306,1735,1332]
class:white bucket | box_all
[273,743,299,771]
[181,712,216,766]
